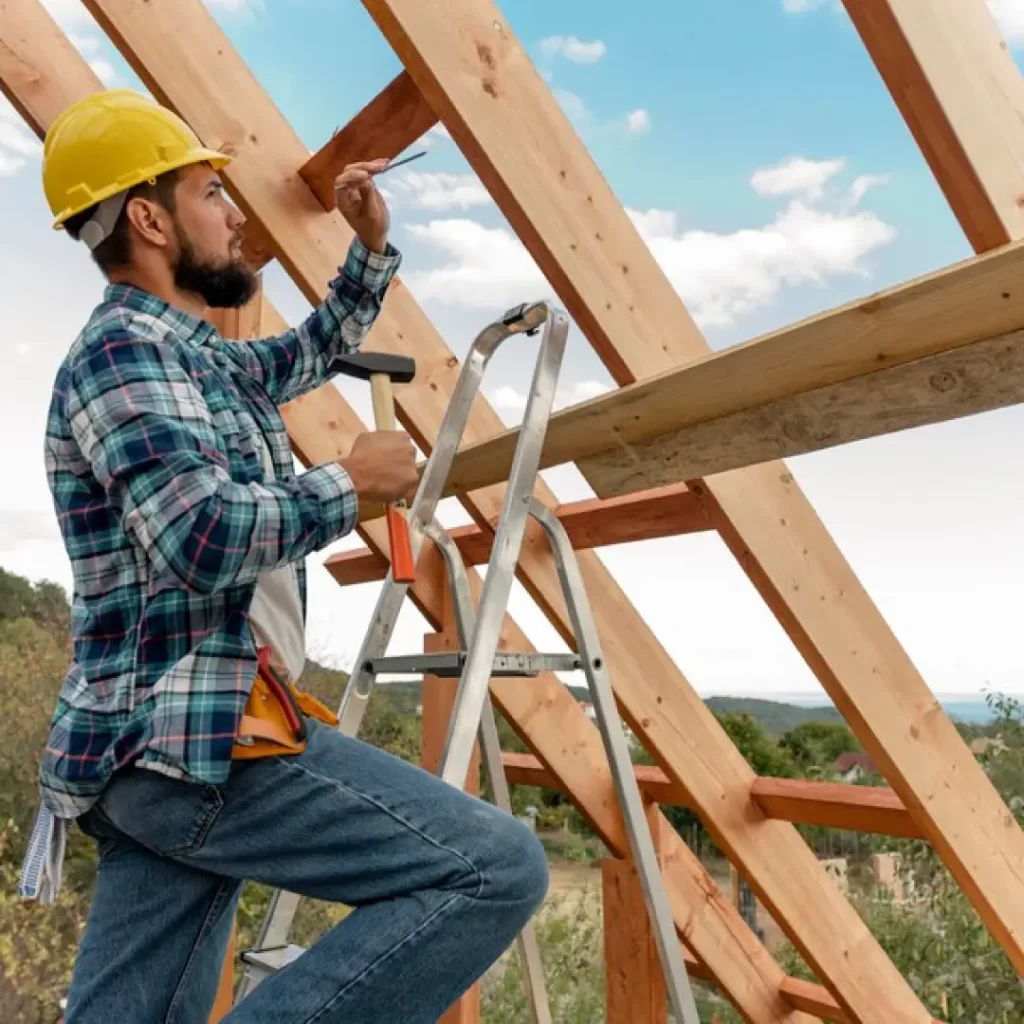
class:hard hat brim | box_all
[50,146,233,230]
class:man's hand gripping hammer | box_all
[330,352,417,583]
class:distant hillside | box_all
[566,681,844,736]
[703,696,843,735]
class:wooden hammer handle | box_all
[368,372,415,583]
[370,373,396,431]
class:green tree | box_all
[779,720,859,773]
[718,712,799,778]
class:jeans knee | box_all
[478,811,549,913]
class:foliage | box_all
[0,822,89,1024]
[717,712,800,778]
[775,697,1024,1022]
[6,565,1024,1021]
[480,889,744,1024]
[776,838,1024,1022]
[482,891,606,1023]
[0,569,69,638]
[779,719,860,775]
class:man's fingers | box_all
[334,159,389,187]
[336,186,360,209]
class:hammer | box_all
[330,352,418,583]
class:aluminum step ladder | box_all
[235,301,701,1024]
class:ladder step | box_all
[240,943,305,983]
[364,651,582,678]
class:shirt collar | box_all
[103,282,217,347]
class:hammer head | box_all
[329,352,416,384]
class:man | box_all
[19,89,548,1023]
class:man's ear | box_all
[124,197,171,249]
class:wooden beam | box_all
[55,3,797,1018]
[359,1,943,1019]
[602,808,669,1024]
[827,0,1024,977]
[0,0,102,128]
[780,977,851,1024]
[580,326,1024,497]
[324,483,709,585]
[241,74,435,269]
[501,753,924,839]
[750,778,923,840]
[842,0,1024,252]
[415,244,1024,501]
[298,71,438,211]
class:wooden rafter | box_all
[238,76,435,270]
[26,1,801,1017]
[501,753,924,839]
[298,71,438,211]
[836,0,1024,976]
[406,242,1024,500]
[325,483,709,585]
[842,0,1024,251]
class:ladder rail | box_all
[428,522,553,1024]
[336,301,554,737]
[437,306,570,789]
[526,499,701,1024]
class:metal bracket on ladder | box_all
[238,301,701,1024]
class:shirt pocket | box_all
[204,391,263,483]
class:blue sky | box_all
[2,0,1024,698]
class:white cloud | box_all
[782,0,829,10]
[0,101,42,178]
[89,59,118,86]
[554,87,592,127]
[0,152,27,178]
[420,123,452,149]
[631,193,894,327]
[751,155,845,200]
[625,109,651,135]
[489,380,612,418]
[539,35,607,64]
[844,173,890,208]
[987,0,1024,44]
[389,171,492,211]
[403,157,895,329]
[402,218,550,310]
[0,121,41,158]
[39,0,97,29]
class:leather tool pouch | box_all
[231,647,339,760]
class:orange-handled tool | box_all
[329,352,417,583]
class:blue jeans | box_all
[64,718,549,1022]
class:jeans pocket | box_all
[97,768,225,858]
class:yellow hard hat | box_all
[42,89,231,232]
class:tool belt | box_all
[232,646,338,760]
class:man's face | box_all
[168,164,256,309]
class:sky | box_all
[2,0,1024,699]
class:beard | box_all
[172,222,257,309]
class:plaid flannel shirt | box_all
[19,236,400,902]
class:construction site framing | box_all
[3,1,1024,1021]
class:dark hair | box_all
[64,168,182,275]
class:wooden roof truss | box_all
[3,1,1024,1021]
